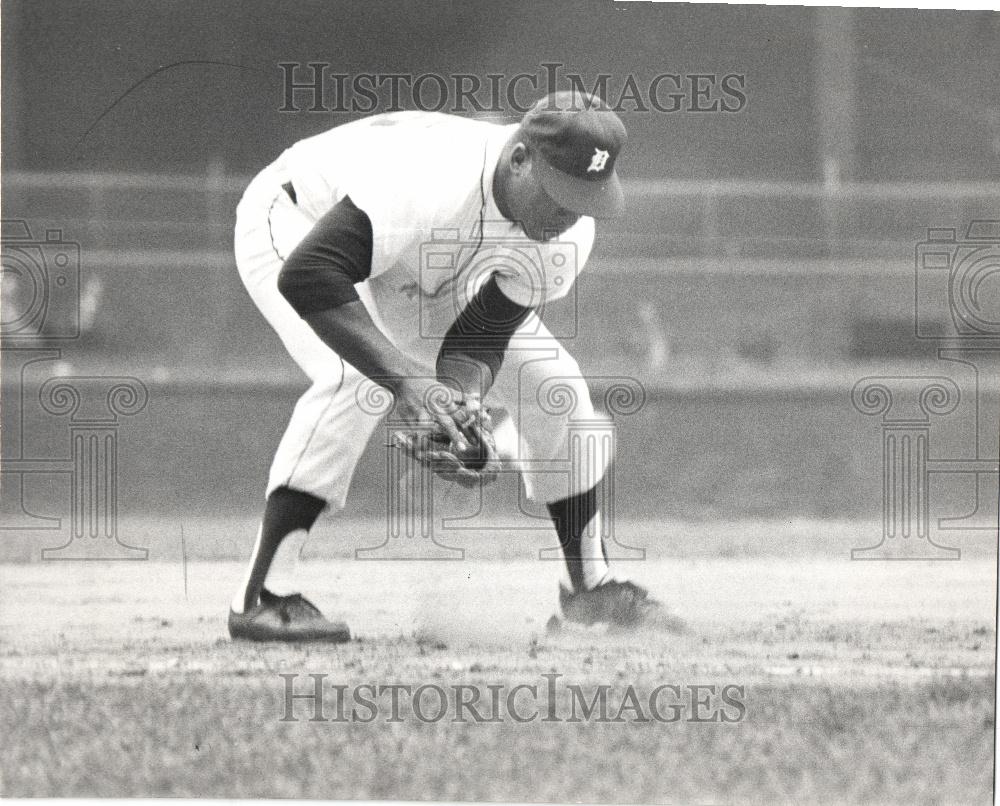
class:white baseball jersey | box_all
[270,111,595,355]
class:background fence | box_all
[5,171,999,381]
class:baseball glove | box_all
[394,396,501,488]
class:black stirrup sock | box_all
[243,486,326,612]
[547,481,603,593]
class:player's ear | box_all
[509,141,531,175]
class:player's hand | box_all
[392,384,501,489]
[391,377,468,448]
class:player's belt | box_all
[281,181,297,204]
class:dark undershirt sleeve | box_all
[436,275,533,394]
[277,194,373,316]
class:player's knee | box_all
[557,353,592,404]
[550,349,583,380]
[535,364,595,421]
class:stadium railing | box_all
[4,171,999,387]
[6,171,999,261]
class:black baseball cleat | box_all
[228,588,351,642]
[556,579,685,632]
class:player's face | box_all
[501,140,581,241]
[517,176,581,241]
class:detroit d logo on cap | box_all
[587,148,610,173]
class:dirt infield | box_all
[1,547,995,802]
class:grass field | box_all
[0,519,996,803]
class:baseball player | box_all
[228,92,672,641]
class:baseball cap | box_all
[519,92,627,219]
